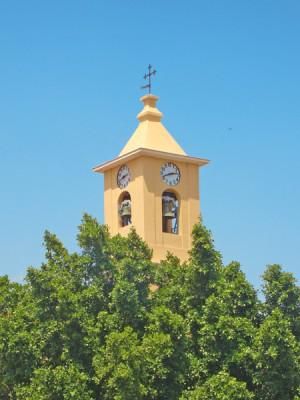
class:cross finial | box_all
[141,64,156,94]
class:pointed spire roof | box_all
[119,94,186,156]
[93,94,209,174]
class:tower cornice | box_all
[93,147,209,173]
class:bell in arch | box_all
[162,191,179,234]
[119,192,132,226]
[162,194,176,218]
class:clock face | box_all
[117,165,131,189]
[160,162,180,186]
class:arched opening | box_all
[162,191,179,234]
[119,191,132,227]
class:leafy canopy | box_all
[0,214,299,400]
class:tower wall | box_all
[103,155,200,262]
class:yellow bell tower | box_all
[93,94,208,262]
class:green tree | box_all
[0,289,39,400]
[93,327,146,400]
[0,276,23,314]
[186,222,222,309]
[188,262,257,388]
[153,253,186,315]
[141,306,189,399]
[180,370,254,400]
[262,264,300,338]
[15,363,93,400]
[253,308,300,400]
[1,216,300,400]
[109,229,154,332]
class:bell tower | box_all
[93,94,208,262]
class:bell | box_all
[120,200,131,217]
[162,198,175,218]
[120,206,131,216]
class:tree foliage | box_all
[0,214,299,399]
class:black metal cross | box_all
[141,64,156,94]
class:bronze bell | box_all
[120,200,131,217]
[162,197,175,218]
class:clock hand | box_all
[120,173,128,180]
[163,172,177,177]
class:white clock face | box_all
[160,162,180,186]
[117,165,131,189]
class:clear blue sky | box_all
[0,1,299,289]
